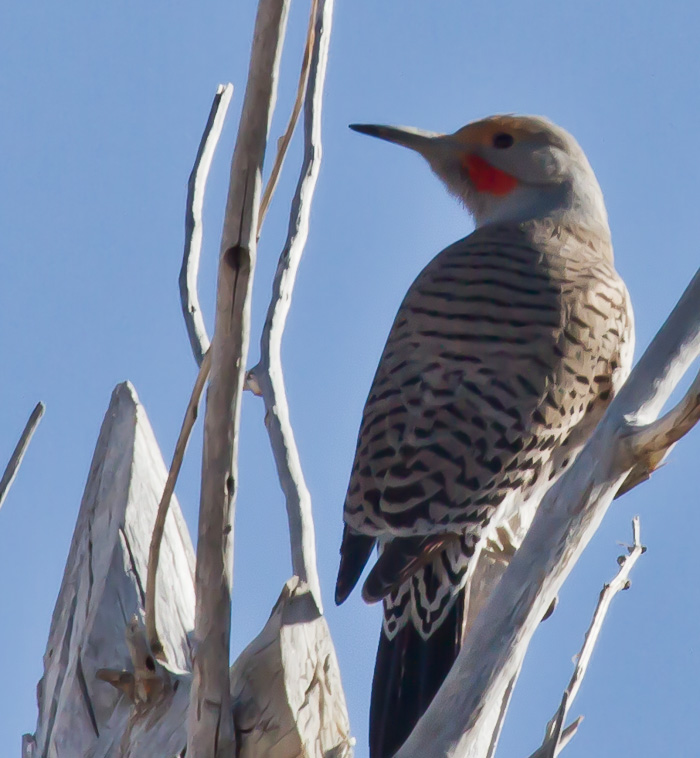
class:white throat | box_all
[472,178,611,242]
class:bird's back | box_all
[344,220,631,546]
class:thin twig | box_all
[529,517,645,758]
[565,518,645,708]
[526,718,583,758]
[247,0,333,612]
[0,402,45,512]
[541,693,569,758]
[187,0,290,754]
[146,349,211,660]
[257,0,319,237]
[180,84,234,366]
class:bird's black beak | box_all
[349,123,441,154]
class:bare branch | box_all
[257,0,319,236]
[97,617,172,704]
[97,617,193,752]
[628,366,700,457]
[146,349,211,660]
[397,268,700,758]
[528,517,645,758]
[186,0,290,755]
[180,84,233,366]
[247,0,333,613]
[615,368,700,498]
[0,401,44,512]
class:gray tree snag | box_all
[23,0,349,753]
[22,383,195,758]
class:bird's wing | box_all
[339,222,632,602]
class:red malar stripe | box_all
[463,154,519,196]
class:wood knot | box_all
[223,244,250,272]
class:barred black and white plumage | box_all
[335,115,634,758]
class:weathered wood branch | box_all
[180,84,233,366]
[146,348,211,660]
[527,517,645,758]
[23,383,195,758]
[257,0,319,235]
[187,0,290,754]
[397,268,700,758]
[247,0,334,613]
[613,373,700,497]
[0,401,44,512]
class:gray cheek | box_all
[532,147,566,182]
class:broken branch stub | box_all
[230,577,353,758]
[23,383,195,758]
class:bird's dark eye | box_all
[493,132,514,149]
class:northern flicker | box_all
[334,115,634,757]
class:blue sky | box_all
[1,2,699,755]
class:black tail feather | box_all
[335,526,376,605]
[369,590,466,757]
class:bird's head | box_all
[350,114,610,239]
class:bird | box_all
[334,114,634,758]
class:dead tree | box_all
[18,0,700,756]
